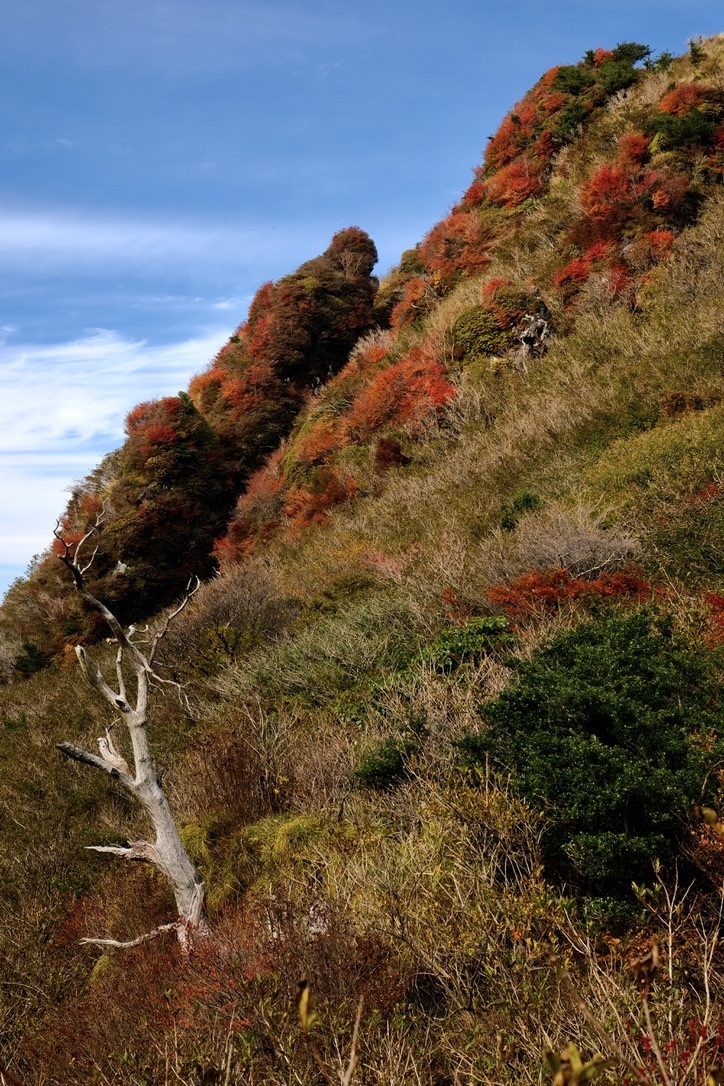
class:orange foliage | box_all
[659,82,709,116]
[294,416,347,467]
[282,470,358,531]
[485,157,545,207]
[419,207,495,281]
[214,450,286,565]
[486,567,653,621]
[579,163,660,227]
[592,47,613,66]
[390,276,433,328]
[553,241,612,289]
[540,66,562,87]
[485,117,523,171]
[482,275,513,299]
[461,176,487,206]
[342,347,456,440]
[618,131,651,165]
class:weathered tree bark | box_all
[54,515,205,949]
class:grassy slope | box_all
[0,39,723,1085]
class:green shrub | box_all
[553,66,595,96]
[461,610,723,890]
[452,307,509,362]
[429,616,515,671]
[611,42,651,65]
[648,108,717,151]
[596,58,641,95]
[353,736,419,790]
[552,98,590,144]
[500,489,542,530]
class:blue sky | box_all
[1,0,721,596]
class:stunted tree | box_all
[54,514,205,949]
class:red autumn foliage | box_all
[461,176,487,206]
[390,276,434,328]
[579,163,661,229]
[482,276,513,299]
[646,228,675,257]
[485,157,545,207]
[553,241,612,289]
[606,260,633,299]
[624,1019,724,1086]
[540,66,562,87]
[618,131,651,166]
[282,470,358,531]
[294,416,347,468]
[441,587,473,624]
[704,593,724,646]
[419,206,495,282]
[592,47,614,67]
[479,276,533,330]
[214,449,286,565]
[485,117,525,172]
[650,170,690,212]
[486,567,653,620]
[658,82,709,117]
[125,396,180,437]
[342,347,456,441]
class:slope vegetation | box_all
[0,37,723,1085]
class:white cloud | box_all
[0,328,227,453]
[0,327,228,589]
[0,210,273,271]
[211,296,249,311]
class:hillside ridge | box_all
[0,36,722,1084]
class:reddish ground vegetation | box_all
[282,470,358,531]
[486,567,654,620]
[342,347,456,440]
[485,156,545,207]
[703,593,724,646]
[659,82,710,116]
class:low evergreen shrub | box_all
[461,609,723,890]
[429,616,515,671]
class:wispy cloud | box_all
[0,327,227,453]
[0,210,285,271]
[0,327,228,584]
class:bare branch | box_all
[56,742,134,789]
[79,923,179,949]
[341,997,364,1086]
[148,577,201,666]
[75,646,131,714]
[114,646,127,703]
[97,728,131,776]
[85,841,159,863]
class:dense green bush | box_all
[500,489,541,530]
[648,108,717,151]
[553,65,595,96]
[429,616,514,671]
[353,735,419,790]
[452,306,509,361]
[461,610,723,889]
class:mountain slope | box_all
[0,37,723,1085]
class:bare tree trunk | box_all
[54,516,206,948]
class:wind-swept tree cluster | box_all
[1,228,379,662]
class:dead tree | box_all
[54,514,205,949]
